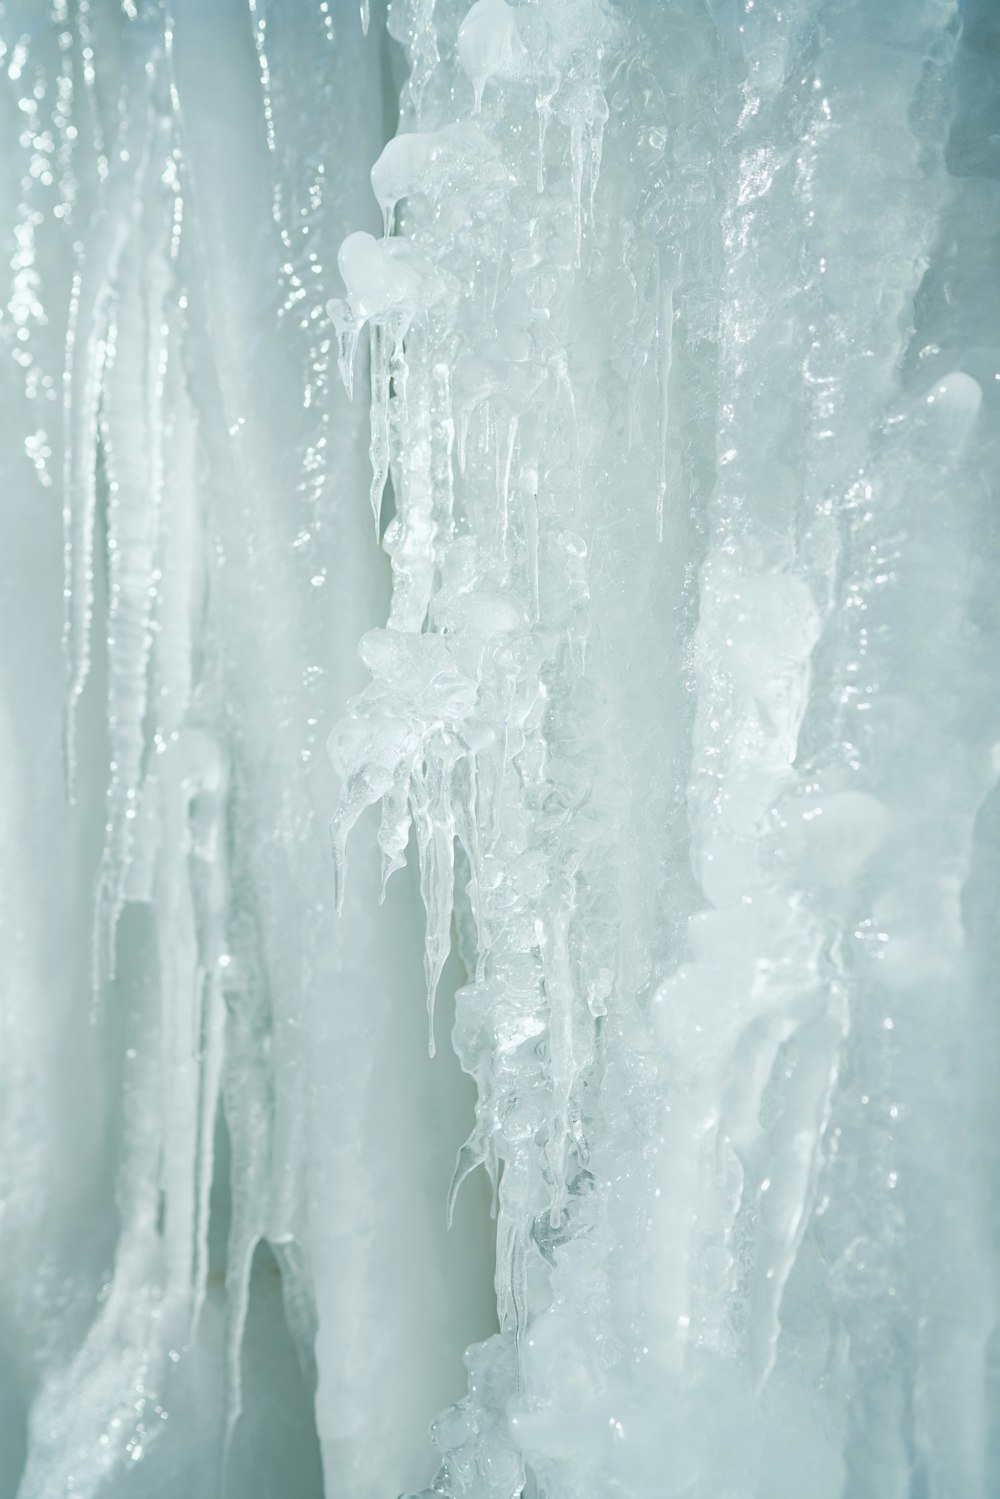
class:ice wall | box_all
[0,3,494,1497]
[1,1,999,1498]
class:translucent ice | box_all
[2,1,1000,1498]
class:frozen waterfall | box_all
[1,0,999,1496]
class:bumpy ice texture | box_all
[1,2,999,1498]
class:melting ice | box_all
[1,1,999,1497]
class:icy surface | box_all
[1,1,1000,1498]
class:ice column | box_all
[331,1,1000,1496]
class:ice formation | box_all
[1,1,999,1497]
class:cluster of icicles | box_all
[7,0,997,1495]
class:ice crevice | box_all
[1,1,999,1498]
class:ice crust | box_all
[1,1,1000,1498]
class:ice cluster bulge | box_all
[1,1,999,1497]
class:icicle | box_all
[539,897,576,1221]
[569,119,585,269]
[369,319,390,539]
[552,350,582,510]
[156,730,225,1307]
[626,345,648,451]
[386,355,437,631]
[412,753,457,1057]
[452,753,484,946]
[377,765,412,901]
[431,360,457,549]
[494,1182,516,1329]
[588,97,607,226]
[94,208,172,986]
[494,1150,532,1334]
[535,76,558,193]
[191,971,225,1341]
[360,0,370,36]
[457,0,530,118]
[63,239,120,794]
[188,744,229,1342]
[447,1136,486,1229]
[522,465,539,621]
[218,917,273,1461]
[61,14,168,796]
[747,1010,844,1388]
[329,763,389,917]
[458,403,471,475]
[390,318,409,420]
[327,304,360,400]
[654,248,675,542]
[329,802,354,918]
[498,414,517,563]
[223,1226,261,1455]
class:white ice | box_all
[1,2,999,1498]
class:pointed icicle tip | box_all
[457,0,529,117]
[329,817,347,916]
[447,1140,484,1229]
